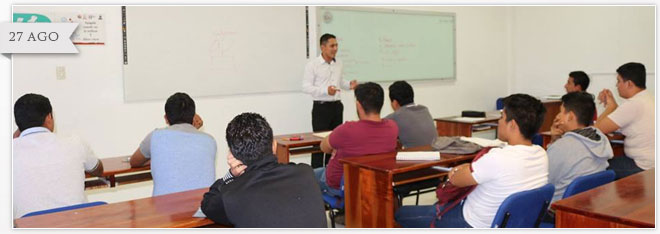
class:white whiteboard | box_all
[123,6,308,101]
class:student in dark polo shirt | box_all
[315,82,399,196]
[385,80,438,148]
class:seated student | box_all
[130,92,216,196]
[395,94,548,228]
[317,82,398,196]
[547,91,613,202]
[564,71,590,93]
[13,93,104,218]
[201,113,326,228]
[595,62,654,179]
[563,71,598,120]
[385,80,438,148]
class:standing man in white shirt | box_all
[595,62,655,179]
[13,93,104,218]
[302,33,358,168]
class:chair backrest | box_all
[491,184,555,228]
[563,170,615,199]
[150,129,217,196]
[496,97,504,110]
[21,201,107,218]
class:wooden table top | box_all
[552,168,655,228]
[14,188,221,228]
[340,150,477,174]
[86,156,151,178]
[274,132,324,147]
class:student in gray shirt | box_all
[547,91,613,202]
[385,81,438,148]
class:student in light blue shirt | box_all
[130,92,217,196]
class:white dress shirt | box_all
[302,54,351,101]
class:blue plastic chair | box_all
[322,177,345,228]
[21,201,108,218]
[563,170,615,198]
[539,170,616,228]
[491,184,555,228]
[496,98,504,110]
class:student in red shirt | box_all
[315,82,399,196]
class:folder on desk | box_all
[396,151,441,161]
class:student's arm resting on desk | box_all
[130,148,150,168]
[80,137,104,177]
[201,179,232,226]
[320,136,334,154]
[86,160,104,177]
[448,163,477,187]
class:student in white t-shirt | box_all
[12,94,104,218]
[395,94,549,228]
[595,62,655,179]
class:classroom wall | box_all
[510,6,655,115]
[12,6,512,202]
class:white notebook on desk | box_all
[451,117,486,123]
[312,131,332,138]
[396,151,441,161]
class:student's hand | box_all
[327,86,339,96]
[598,89,617,108]
[193,114,203,129]
[550,117,565,136]
[12,129,20,139]
[227,152,247,177]
[448,163,470,179]
[349,80,358,90]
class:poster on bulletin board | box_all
[13,12,106,45]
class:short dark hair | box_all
[355,82,384,114]
[561,91,596,127]
[14,93,53,132]
[225,112,274,166]
[320,33,336,46]
[165,92,196,125]
[569,71,590,91]
[502,94,546,140]
[617,62,646,89]
[388,81,414,106]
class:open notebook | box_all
[312,131,332,138]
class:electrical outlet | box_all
[56,66,66,80]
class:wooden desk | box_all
[434,116,499,137]
[552,168,655,228]
[540,131,625,157]
[85,156,151,189]
[274,132,324,164]
[14,188,227,228]
[540,100,561,132]
[340,150,477,228]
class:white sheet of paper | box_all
[451,117,486,123]
[193,207,206,218]
[396,151,441,161]
[460,136,507,148]
[312,131,332,138]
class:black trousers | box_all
[311,101,343,168]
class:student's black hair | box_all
[14,93,53,131]
[561,91,596,127]
[225,112,273,166]
[617,62,646,89]
[502,94,546,140]
[320,33,336,46]
[569,71,590,91]
[355,82,385,114]
[388,81,414,106]
[165,92,196,125]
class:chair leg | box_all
[415,189,420,205]
[325,204,336,228]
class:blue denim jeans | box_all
[395,200,472,228]
[608,155,643,180]
[314,167,342,197]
